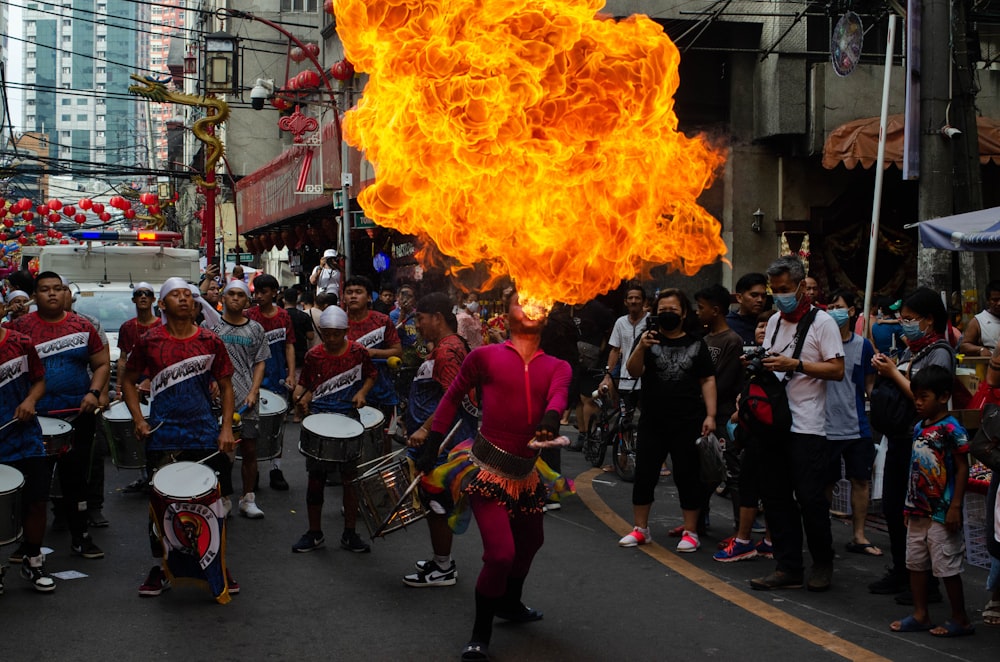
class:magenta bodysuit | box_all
[430,342,571,453]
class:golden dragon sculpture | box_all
[128,74,230,190]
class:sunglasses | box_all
[133,291,154,299]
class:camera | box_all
[744,346,768,375]
[644,315,662,342]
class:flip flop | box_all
[660,468,672,477]
[930,620,975,638]
[983,600,1000,627]
[889,615,934,633]
[846,541,884,557]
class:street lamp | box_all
[205,31,239,95]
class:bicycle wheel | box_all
[613,424,638,482]
[584,415,607,468]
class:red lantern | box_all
[324,0,335,14]
[74,213,87,224]
[305,43,320,59]
[59,239,70,245]
[24,223,35,234]
[2,219,12,229]
[8,201,20,214]
[301,70,320,89]
[99,211,111,222]
[17,236,29,245]
[109,196,124,209]
[290,47,306,63]
[124,209,136,219]
[92,202,105,215]
[330,59,355,82]
[36,236,47,246]
[18,198,32,210]
[0,208,6,218]
[271,97,291,111]
[79,198,93,210]
[244,236,258,254]
[48,199,62,211]
[37,204,49,216]
[63,205,76,217]
[0,233,7,241]
[148,205,161,215]
[260,234,274,251]
[273,231,286,251]
[21,212,34,222]
[47,213,60,224]
[54,231,63,239]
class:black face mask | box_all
[657,311,682,331]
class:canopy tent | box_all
[822,114,1000,170]
[914,206,1000,251]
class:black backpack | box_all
[869,340,954,436]
[738,308,818,437]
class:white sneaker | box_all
[676,531,700,552]
[239,493,264,519]
[222,496,232,519]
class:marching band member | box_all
[8,271,109,561]
[419,292,572,662]
[203,280,270,519]
[291,305,376,554]
[122,277,237,601]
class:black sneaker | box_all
[71,535,105,560]
[21,557,56,593]
[750,570,804,590]
[138,565,170,597]
[7,543,28,564]
[292,531,325,553]
[402,559,457,587]
[88,509,110,528]
[269,468,289,491]
[340,531,371,553]
[868,567,907,594]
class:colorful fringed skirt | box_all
[421,433,575,534]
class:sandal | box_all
[929,620,975,637]
[889,615,934,633]
[982,600,1000,627]
[461,641,490,661]
[845,541,883,557]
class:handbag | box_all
[696,432,726,484]
[970,380,1000,410]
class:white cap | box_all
[159,277,189,300]
[133,282,154,296]
[5,290,28,304]
[223,280,250,297]
[319,306,349,329]
[323,248,338,259]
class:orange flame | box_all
[335,0,726,309]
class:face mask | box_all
[900,319,925,341]
[773,292,799,314]
[827,308,850,327]
[465,302,479,314]
[657,311,682,331]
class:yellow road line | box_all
[576,467,891,662]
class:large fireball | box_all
[335,0,726,309]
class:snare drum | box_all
[358,406,386,464]
[102,401,149,469]
[38,416,73,456]
[151,461,219,503]
[353,454,426,537]
[236,389,288,461]
[0,464,25,545]
[298,414,365,463]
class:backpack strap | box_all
[791,308,820,361]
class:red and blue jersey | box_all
[405,333,477,441]
[246,306,295,392]
[299,341,377,414]
[9,312,103,413]
[0,329,45,461]
[348,310,401,406]
[125,325,234,452]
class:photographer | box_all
[749,257,844,592]
[618,288,716,554]
[310,248,342,299]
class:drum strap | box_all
[470,434,538,481]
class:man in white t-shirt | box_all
[599,282,648,400]
[310,248,342,299]
[749,256,844,594]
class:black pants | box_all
[882,432,913,575]
[759,432,834,574]
[87,426,107,510]
[54,411,97,540]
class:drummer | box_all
[115,282,160,399]
[402,292,479,588]
[203,280,270,519]
[7,271,110,562]
[121,277,237,599]
[0,323,55,592]
[292,305,377,554]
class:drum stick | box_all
[190,439,242,467]
[370,419,463,539]
[0,418,20,433]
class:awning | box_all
[915,206,1000,251]
[822,114,1000,170]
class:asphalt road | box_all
[1,421,996,661]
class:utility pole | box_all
[916,0,955,293]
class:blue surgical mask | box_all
[828,308,850,327]
[900,319,925,341]
[773,292,799,314]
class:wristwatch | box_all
[795,360,805,373]
[88,388,102,399]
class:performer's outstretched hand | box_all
[536,409,562,441]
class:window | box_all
[96,99,105,106]
[77,114,88,121]
[63,19,71,26]
[61,114,71,121]
[62,98,71,105]
[62,67,71,75]
[61,131,71,138]
[27,116,35,124]
[78,98,87,105]
[281,0,318,10]
[97,131,105,138]
[62,35,71,43]
[27,100,35,106]
[97,67,106,74]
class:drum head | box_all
[359,406,385,430]
[259,389,288,415]
[152,462,218,499]
[0,463,25,492]
[38,416,72,436]
[103,401,150,422]
[302,413,364,439]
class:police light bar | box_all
[71,230,182,243]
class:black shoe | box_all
[750,570,804,590]
[495,603,544,622]
[88,509,110,528]
[20,558,56,593]
[71,535,105,560]
[269,468,289,491]
[807,563,833,592]
[340,531,371,553]
[461,641,490,662]
[868,568,907,594]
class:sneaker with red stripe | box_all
[618,527,652,547]
[676,531,700,553]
